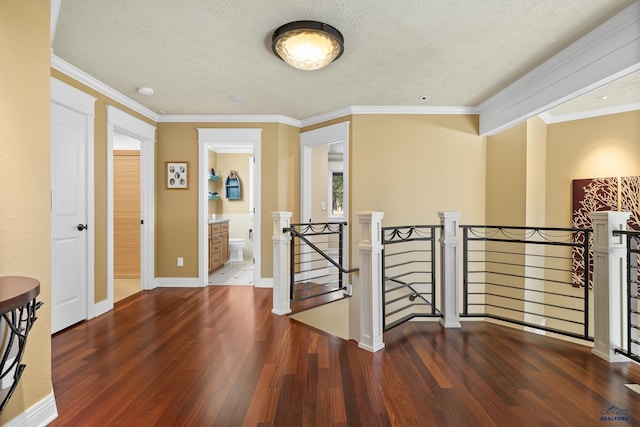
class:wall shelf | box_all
[208,174,220,181]
[225,174,241,200]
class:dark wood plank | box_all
[50,287,640,426]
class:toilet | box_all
[228,238,246,262]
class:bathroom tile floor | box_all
[209,260,254,285]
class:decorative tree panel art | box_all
[571,177,618,288]
[571,176,640,288]
[621,176,640,231]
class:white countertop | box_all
[208,219,229,224]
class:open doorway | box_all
[197,128,263,287]
[113,132,141,301]
[207,146,255,285]
[105,106,156,316]
[300,121,350,265]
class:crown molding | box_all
[300,107,354,128]
[50,54,159,122]
[159,114,301,127]
[539,102,640,124]
[350,105,479,115]
[300,105,477,128]
[479,1,640,136]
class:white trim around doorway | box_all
[197,128,266,287]
[105,106,156,315]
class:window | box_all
[330,171,343,217]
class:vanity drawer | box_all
[221,222,229,232]
[212,233,222,244]
[211,252,221,265]
[211,223,222,233]
[211,242,221,254]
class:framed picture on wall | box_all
[166,161,188,189]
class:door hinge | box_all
[141,219,144,225]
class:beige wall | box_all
[525,117,547,226]
[0,1,52,422]
[546,110,640,227]
[351,114,486,228]
[276,122,301,222]
[156,122,299,279]
[486,121,527,225]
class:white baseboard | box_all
[592,347,629,363]
[3,391,58,427]
[90,299,112,319]
[254,277,273,288]
[155,277,205,288]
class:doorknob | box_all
[77,224,88,231]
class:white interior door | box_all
[51,102,89,333]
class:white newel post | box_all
[272,212,292,315]
[357,211,385,353]
[439,211,462,328]
[590,211,630,362]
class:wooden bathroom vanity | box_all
[208,220,229,273]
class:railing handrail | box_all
[286,226,359,274]
[381,224,440,330]
[460,222,593,341]
[461,224,593,233]
[613,229,640,236]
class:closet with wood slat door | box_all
[114,150,140,279]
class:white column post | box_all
[590,211,630,362]
[272,212,292,315]
[357,211,385,353]
[439,211,462,328]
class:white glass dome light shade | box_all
[272,21,344,71]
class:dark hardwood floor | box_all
[51,286,640,426]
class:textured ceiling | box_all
[52,0,637,119]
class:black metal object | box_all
[613,230,640,363]
[382,225,440,331]
[460,225,592,341]
[0,277,41,414]
[285,222,357,303]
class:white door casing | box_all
[50,78,96,333]
[105,106,156,315]
[299,121,351,273]
[300,122,350,226]
[197,128,264,287]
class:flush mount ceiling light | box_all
[228,94,248,102]
[137,86,154,96]
[272,20,344,71]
